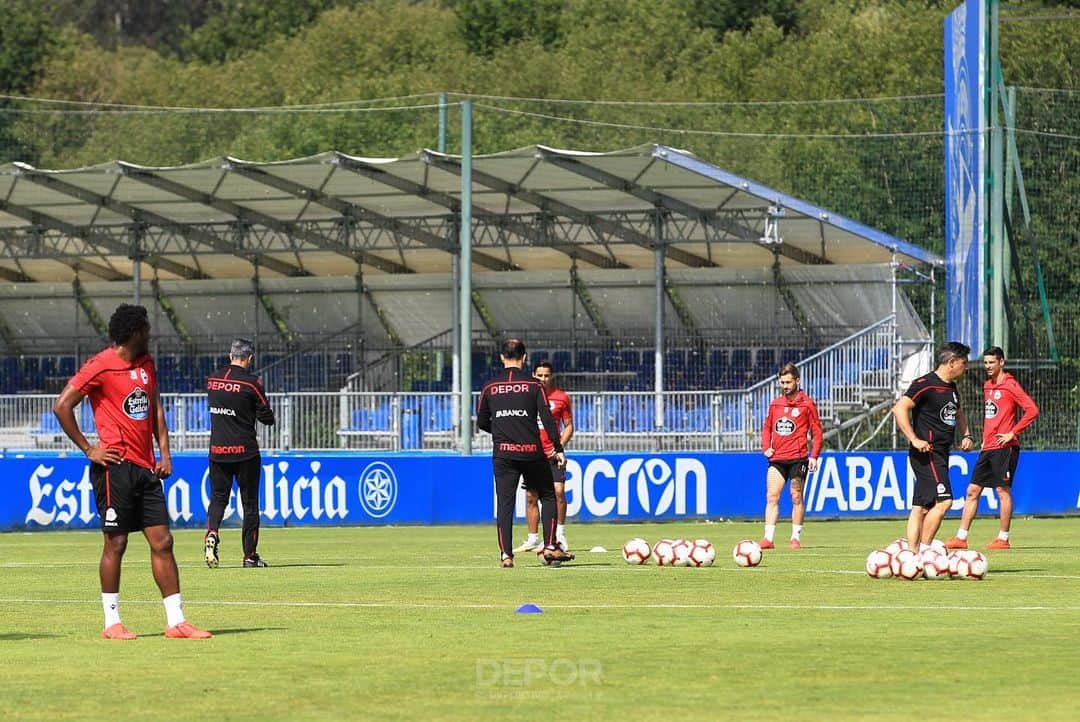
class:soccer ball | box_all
[884,538,910,557]
[953,550,988,580]
[685,539,716,567]
[621,538,651,565]
[947,551,964,578]
[929,538,948,555]
[920,549,951,580]
[671,539,693,567]
[652,539,677,566]
[890,549,923,581]
[865,549,893,579]
[732,540,762,567]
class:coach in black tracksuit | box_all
[477,338,572,568]
[204,338,275,568]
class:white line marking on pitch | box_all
[1,598,1079,612]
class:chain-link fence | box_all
[0,88,1075,448]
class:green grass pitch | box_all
[2,519,1079,721]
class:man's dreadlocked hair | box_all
[108,304,149,345]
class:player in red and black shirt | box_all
[514,360,574,553]
[476,338,572,568]
[53,304,210,640]
[203,338,276,569]
[892,341,974,552]
[759,363,823,550]
[947,346,1039,551]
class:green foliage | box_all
[0,0,55,94]
[182,0,338,63]
[453,0,565,57]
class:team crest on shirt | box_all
[940,402,957,426]
[774,418,796,436]
[993,390,1001,400]
[123,387,150,421]
[791,408,800,418]
[985,399,999,419]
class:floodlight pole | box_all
[654,211,665,430]
[459,100,473,454]
[442,93,461,437]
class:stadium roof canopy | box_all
[0,144,941,283]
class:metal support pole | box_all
[131,227,143,306]
[988,0,1005,352]
[438,92,448,154]
[451,251,461,434]
[654,212,665,430]
[459,100,474,454]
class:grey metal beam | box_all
[0,264,33,282]
[232,159,517,273]
[334,155,627,270]
[663,277,701,341]
[530,152,717,268]
[569,262,609,336]
[423,152,656,269]
[542,152,831,266]
[118,163,411,275]
[0,197,205,280]
[58,257,131,281]
[16,166,306,278]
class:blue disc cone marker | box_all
[515,603,543,614]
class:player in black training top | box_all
[477,338,573,568]
[203,338,275,569]
[892,341,973,552]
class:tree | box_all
[453,0,565,57]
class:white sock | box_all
[918,542,930,552]
[526,532,539,544]
[163,593,185,628]
[998,530,1010,541]
[763,524,776,542]
[102,593,121,628]
[556,524,566,539]
[956,528,969,540]
[791,525,803,541]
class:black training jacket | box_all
[476,367,563,460]
[206,364,275,462]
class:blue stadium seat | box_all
[599,350,621,372]
[422,396,453,431]
[780,348,803,366]
[1,357,18,393]
[808,377,832,401]
[78,402,96,433]
[755,348,777,376]
[186,397,210,432]
[574,396,596,432]
[36,411,62,434]
[58,355,77,378]
[619,349,641,370]
[552,350,572,373]
[575,350,597,372]
[730,348,752,372]
[867,347,889,370]
[719,399,744,433]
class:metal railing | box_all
[0,318,910,454]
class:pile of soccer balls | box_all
[865,538,988,581]
[621,538,764,568]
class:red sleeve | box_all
[68,356,103,396]
[560,395,573,424]
[806,398,823,457]
[1008,379,1040,437]
[761,402,774,452]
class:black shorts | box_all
[521,457,565,490]
[499,456,555,497]
[89,460,170,533]
[769,458,809,483]
[909,448,953,508]
[970,447,1020,489]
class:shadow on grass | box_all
[208,627,289,636]
[0,632,59,641]
[220,563,347,569]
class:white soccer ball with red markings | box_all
[929,539,948,555]
[865,549,893,579]
[685,539,716,567]
[652,539,677,566]
[732,540,762,567]
[622,538,651,565]
[671,539,693,567]
[920,549,951,580]
[952,550,988,580]
[884,538,910,558]
[890,549,923,581]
